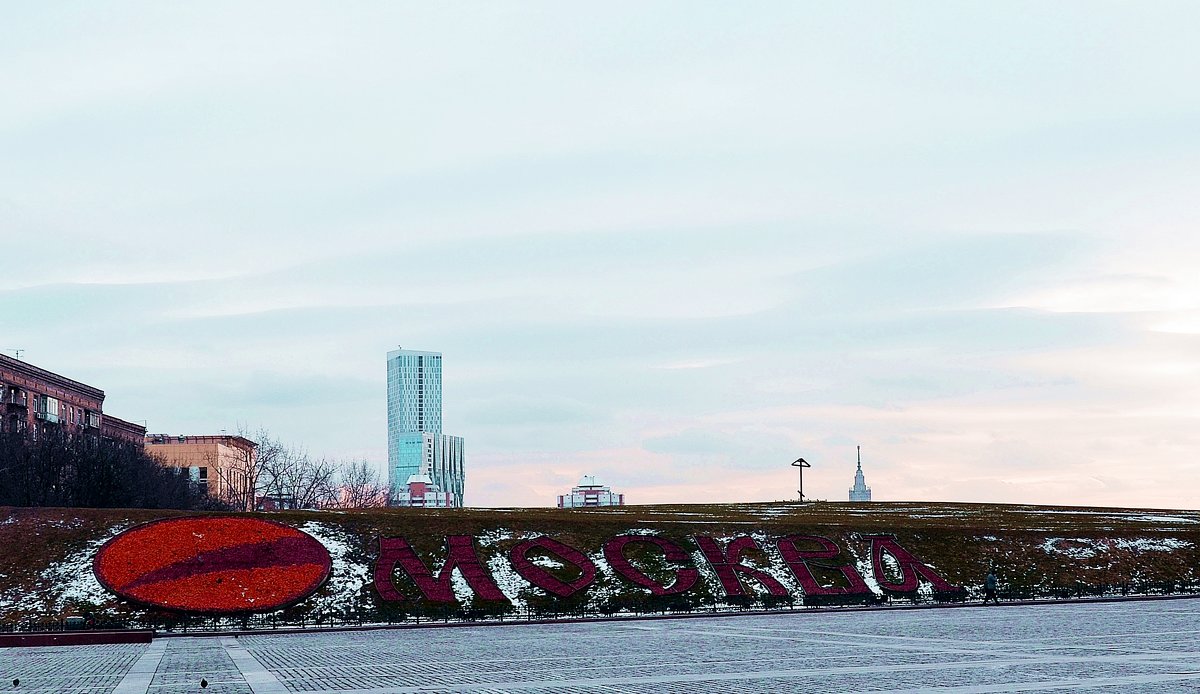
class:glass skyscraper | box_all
[387,349,464,506]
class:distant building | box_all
[387,349,465,506]
[849,446,872,502]
[145,434,258,508]
[0,353,145,444]
[558,475,625,508]
[103,415,148,444]
[390,431,463,505]
[255,494,298,511]
[393,473,455,508]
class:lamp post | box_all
[791,457,811,503]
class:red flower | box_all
[94,517,331,614]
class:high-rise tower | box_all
[848,445,872,502]
[387,348,464,506]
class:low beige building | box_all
[145,434,258,510]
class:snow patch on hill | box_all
[41,523,132,612]
[1116,538,1192,551]
[1040,536,1193,559]
[298,521,372,616]
[476,528,538,609]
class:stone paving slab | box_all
[0,643,141,693]
[3,598,1200,692]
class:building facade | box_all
[145,434,258,509]
[0,353,145,444]
[849,446,872,502]
[386,349,465,506]
[392,473,455,507]
[557,475,625,508]
[390,431,464,504]
[387,349,442,435]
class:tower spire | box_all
[849,445,871,502]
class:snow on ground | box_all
[721,503,812,518]
[1040,536,1193,559]
[688,541,722,598]
[40,522,132,612]
[438,527,637,612]
[748,531,802,598]
[722,503,1200,527]
[298,521,372,616]
[635,511,733,517]
[529,555,560,568]
[1041,538,1102,559]
[475,528,539,609]
[586,546,620,606]
[1115,538,1193,552]
[1018,509,1200,525]
[450,570,473,607]
[724,503,962,519]
[0,575,16,614]
[698,531,800,598]
[675,531,967,601]
[623,527,663,536]
[638,519,739,524]
[1126,515,1200,525]
[854,553,882,596]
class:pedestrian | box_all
[984,568,999,605]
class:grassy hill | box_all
[2,501,1198,628]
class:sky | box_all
[2,2,1199,509]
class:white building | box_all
[557,475,625,508]
[387,349,465,506]
[392,473,455,508]
[849,446,872,502]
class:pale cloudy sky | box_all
[3,2,1199,508]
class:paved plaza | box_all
[3,599,1200,693]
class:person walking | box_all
[984,568,999,605]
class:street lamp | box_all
[791,457,811,503]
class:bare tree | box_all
[335,459,390,508]
[271,450,339,510]
[210,442,253,512]
[203,427,383,511]
[207,426,282,512]
[255,434,295,509]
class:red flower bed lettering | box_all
[93,516,331,614]
[375,535,508,603]
[695,536,788,597]
[777,535,871,597]
[864,534,963,595]
[509,537,597,597]
[603,535,699,596]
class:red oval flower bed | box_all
[93,517,331,614]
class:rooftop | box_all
[0,354,105,401]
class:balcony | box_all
[6,393,27,408]
[35,411,60,424]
